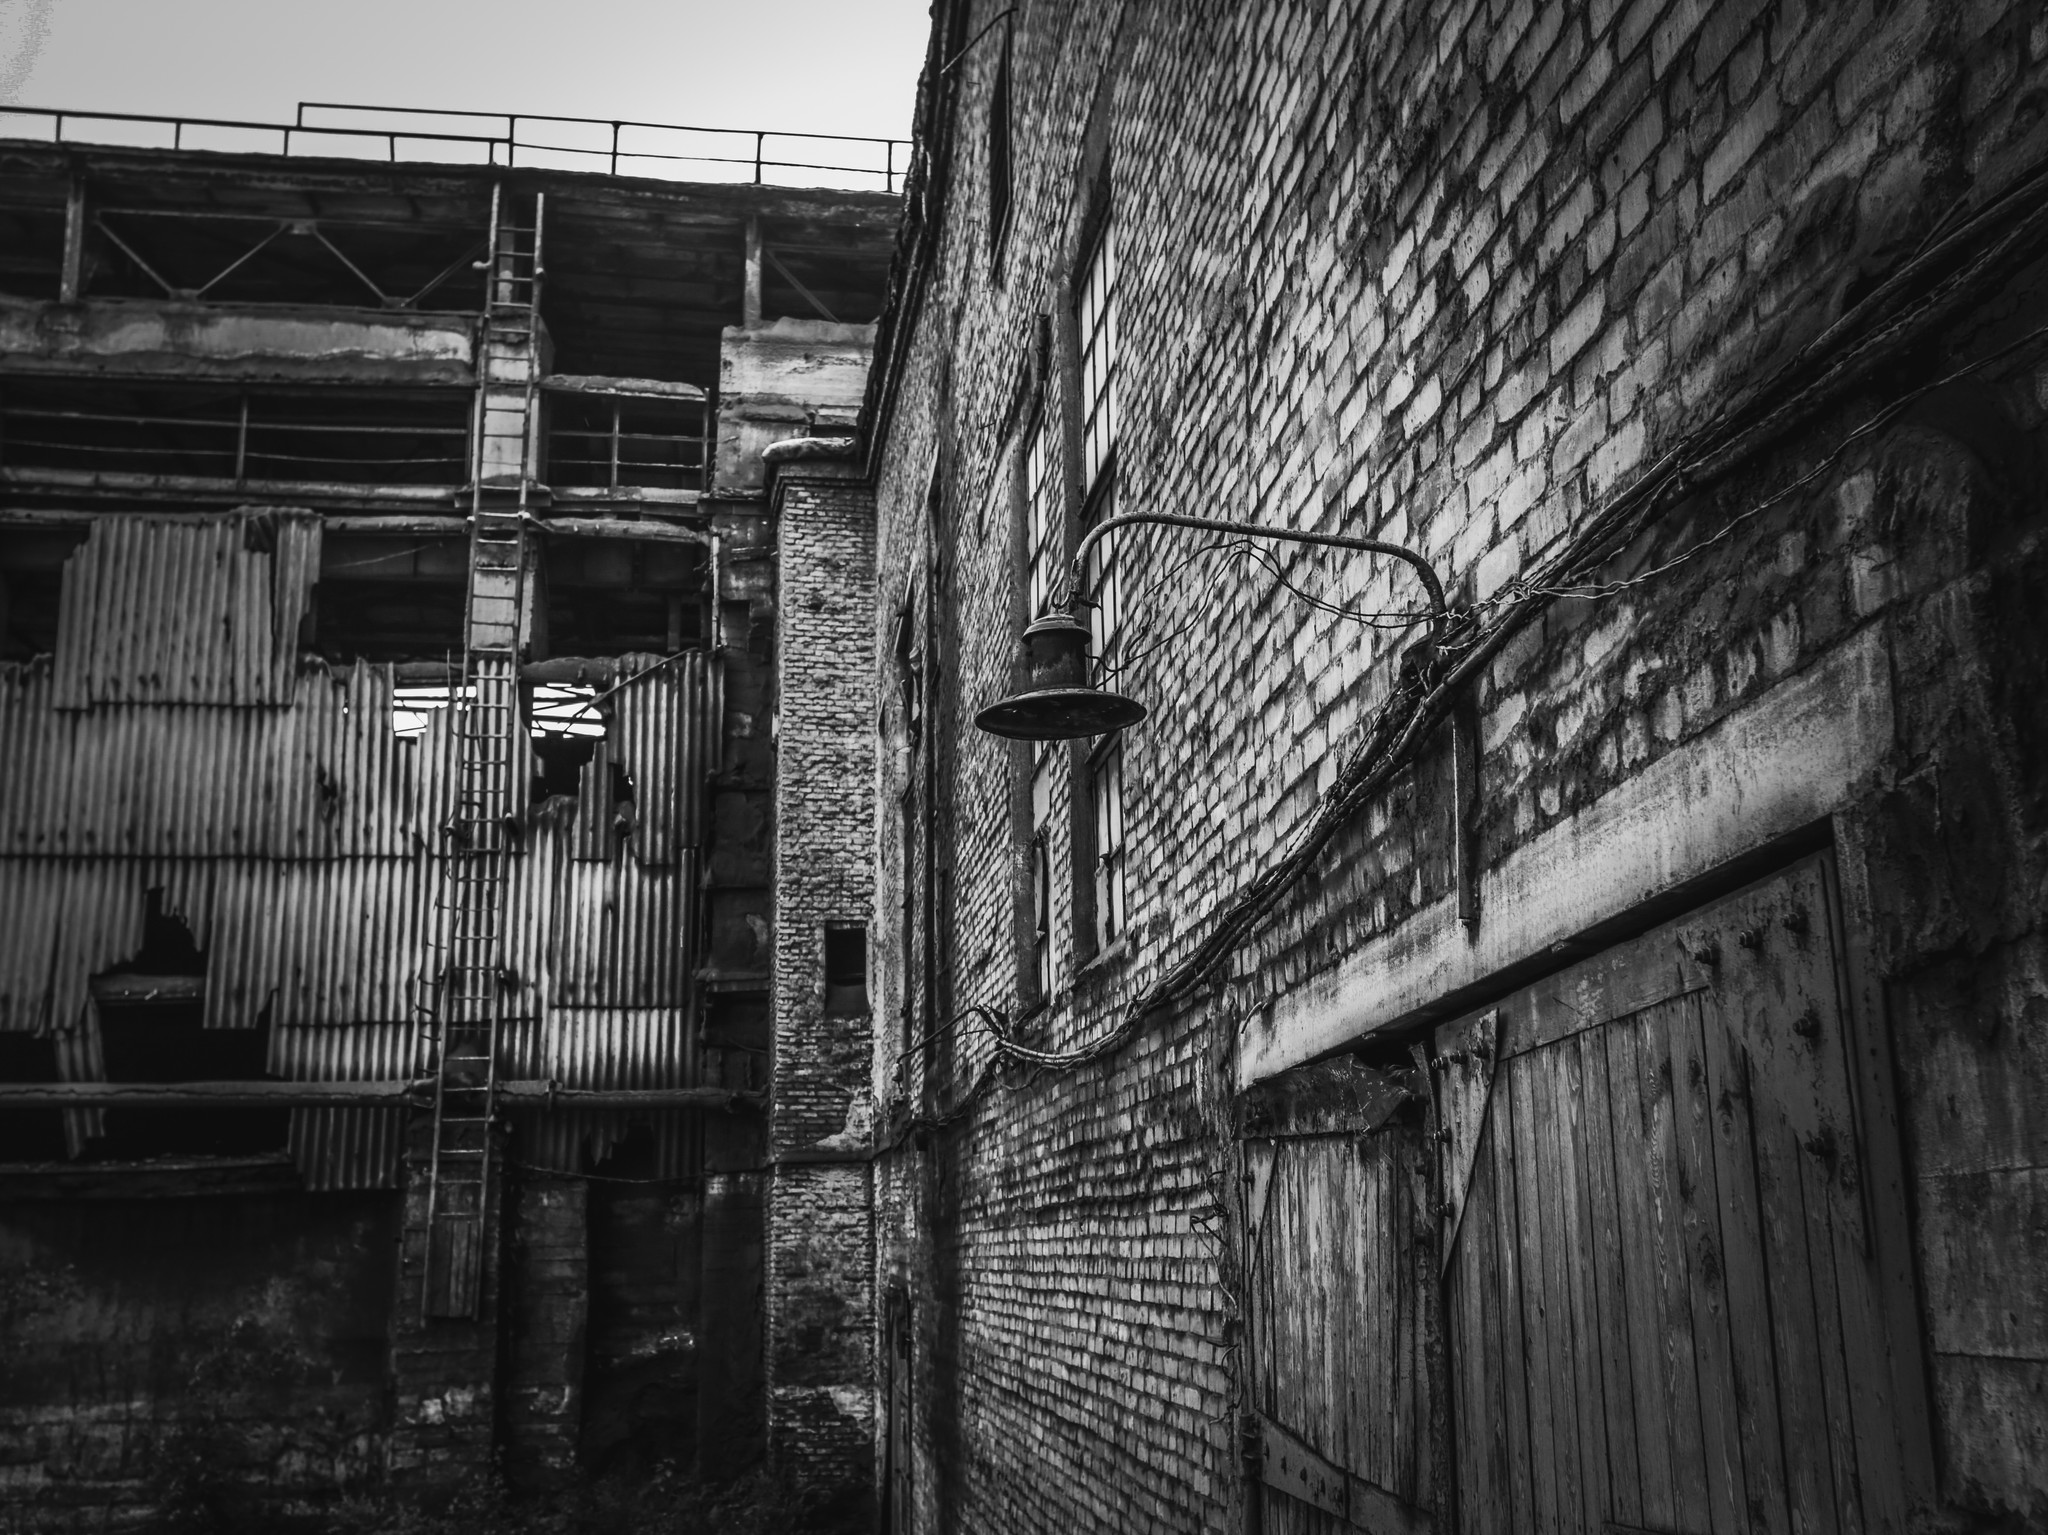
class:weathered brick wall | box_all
[387,1127,506,1490]
[0,1188,400,1529]
[503,1174,588,1488]
[869,0,2048,1529]
[767,462,881,1521]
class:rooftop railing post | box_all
[754,131,764,184]
[611,121,620,176]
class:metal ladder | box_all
[418,185,544,1320]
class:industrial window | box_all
[1024,410,1060,618]
[824,924,870,1016]
[1075,207,1128,956]
[1090,737,1128,952]
[1030,752,1058,1000]
[1075,213,1118,494]
[1083,483,1130,956]
[987,23,1014,261]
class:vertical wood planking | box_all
[1454,1129,1503,1534]
[1749,1065,1844,1535]
[1488,1066,1536,1532]
[1699,998,1792,1535]
[1553,1036,1612,1533]
[1511,1056,1569,1534]
[1579,1027,1644,1530]
[1667,995,1748,1535]
[1633,1001,1715,1525]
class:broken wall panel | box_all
[609,649,718,865]
[50,511,320,707]
[0,659,462,859]
[0,507,715,1194]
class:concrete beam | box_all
[1237,629,1896,1086]
[0,1080,763,1109]
[0,297,476,385]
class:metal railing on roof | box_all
[0,100,906,192]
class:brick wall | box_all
[767,461,881,1522]
[0,1188,398,1529]
[868,0,2048,1529]
[503,1174,588,1488]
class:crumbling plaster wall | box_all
[868,0,2048,1530]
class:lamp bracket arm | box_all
[1064,511,1448,626]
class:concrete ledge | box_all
[1238,626,1896,1086]
[0,297,475,384]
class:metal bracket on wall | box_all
[1430,1007,1501,1278]
[1451,694,1480,931]
[1250,1410,1434,1533]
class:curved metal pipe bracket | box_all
[1061,508,1479,932]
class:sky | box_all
[0,0,931,177]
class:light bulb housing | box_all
[973,612,1147,741]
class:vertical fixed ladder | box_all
[418,184,546,1321]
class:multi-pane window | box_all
[1024,413,1060,618]
[1030,752,1057,999]
[1076,214,1128,953]
[1076,217,1118,492]
[1091,736,1127,951]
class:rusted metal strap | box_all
[1250,1411,1433,1534]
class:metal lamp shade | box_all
[973,612,1147,741]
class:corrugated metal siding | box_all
[2,511,715,1188]
[0,659,455,858]
[51,512,321,708]
[612,650,716,865]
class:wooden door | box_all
[883,1294,913,1535]
[1244,1064,1438,1535]
[1436,852,1913,1535]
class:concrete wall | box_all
[715,322,879,494]
[0,298,476,385]
[766,461,880,1525]
[867,0,2048,1529]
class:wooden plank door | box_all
[883,1294,913,1535]
[1246,1109,1437,1533]
[1436,852,1913,1535]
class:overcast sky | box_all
[0,0,931,167]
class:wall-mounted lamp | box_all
[975,510,1449,741]
[973,509,1478,927]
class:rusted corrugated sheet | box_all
[4,509,716,1185]
[278,1021,422,1190]
[206,856,444,1028]
[571,736,622,862]
[51,512,321,708]
[0,860,145,1033]
[0,660,455,859]
[611,650,715,864]
[549,855,694,1007]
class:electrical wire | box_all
[929,148,2048,1089]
